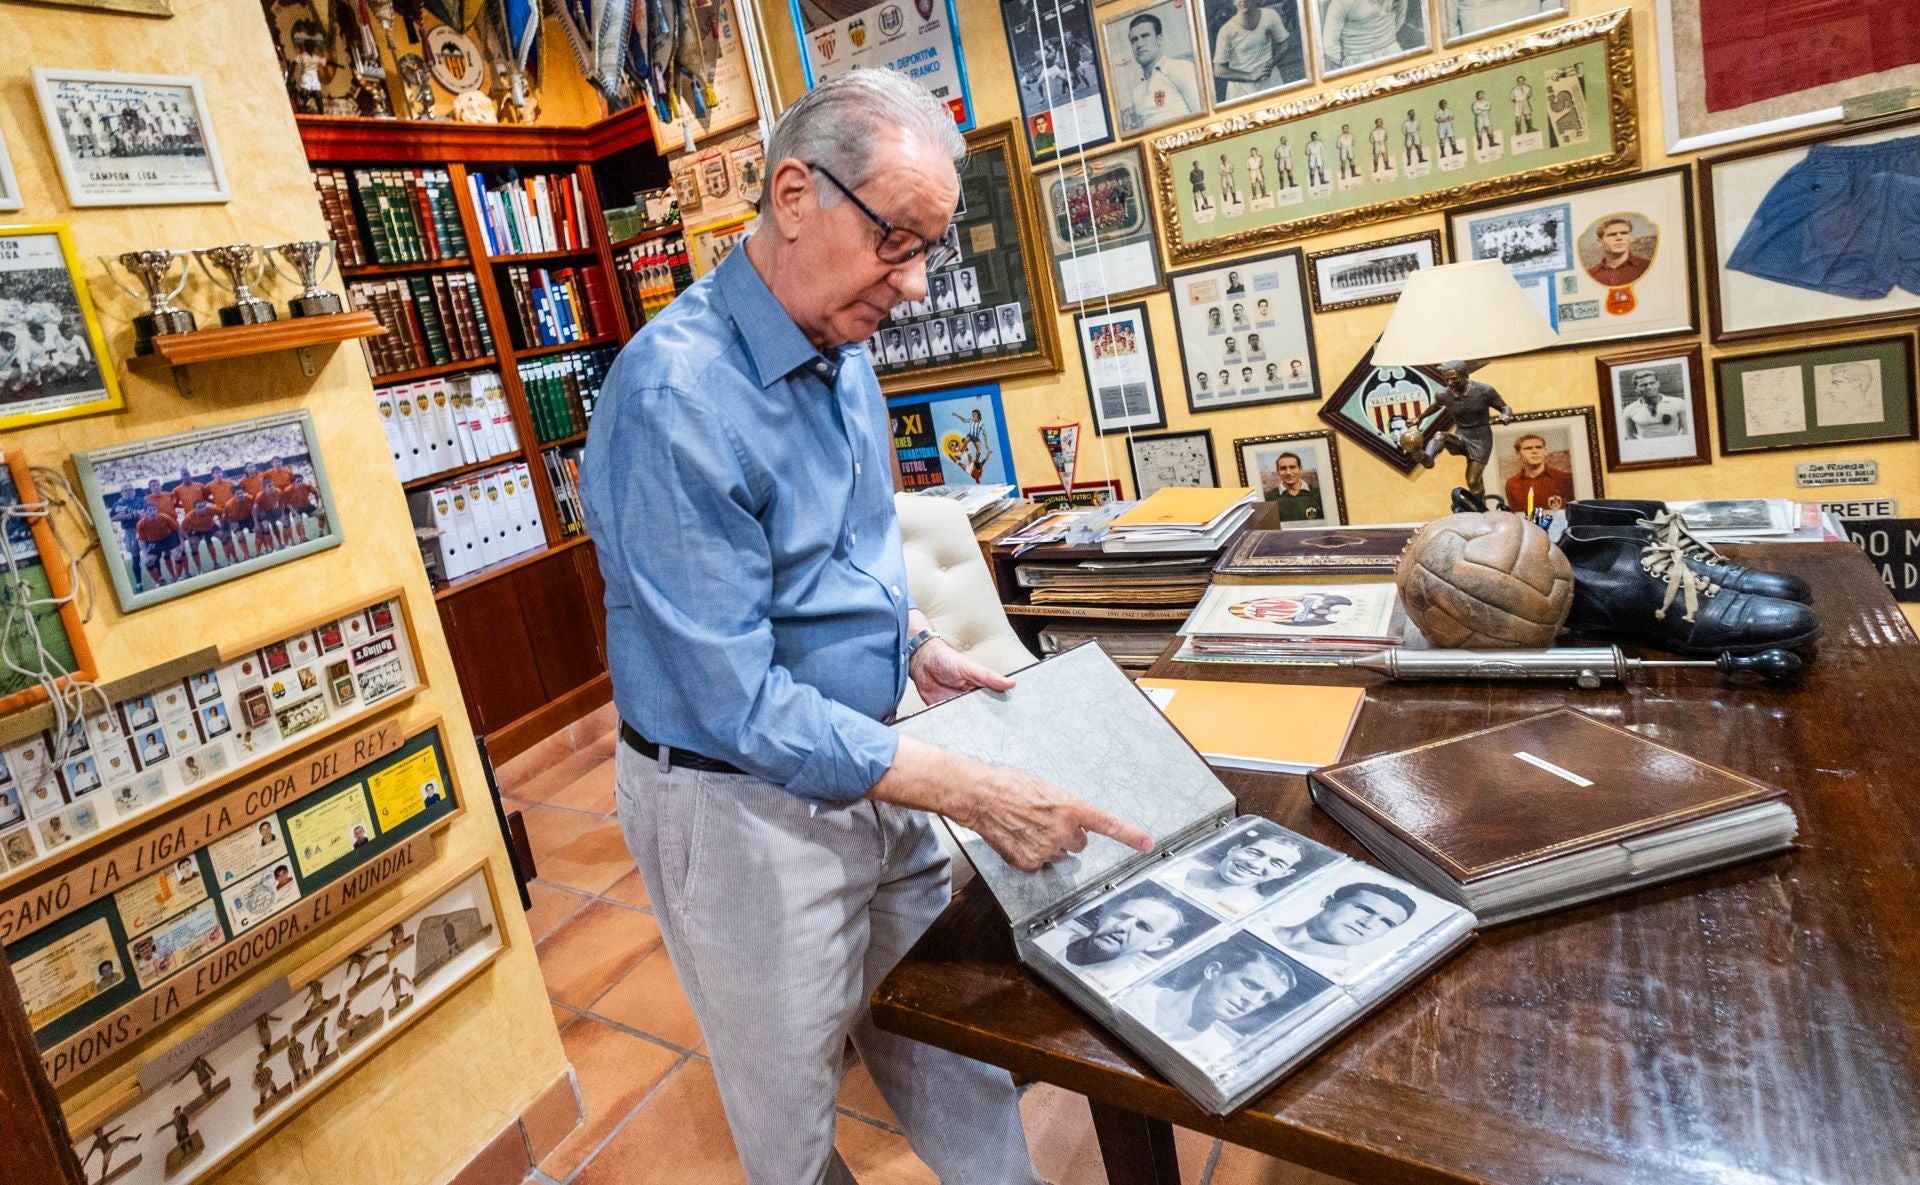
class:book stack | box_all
[1102,488,1261,555]
[376,372,519,483]
[313,166,468,266]
[468,169,591,257]
[615,235,695,327]
[1176,582,1404,662]
[412,461,548,581]
[518,344,617,444]
[348,271,495,377]
[1215,526,1417,579]
[1037,620,1181,671]
[502,263,617,349]
[310,167,368,268]
[543,444,587,537]
[1017,556,1215,605]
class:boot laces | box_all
[1641,511,1725,564]
[1640,540,1719,622]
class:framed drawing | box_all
[1128,430,1219,497]
[1446,165,1699,350]
[1656,0,1920,154]
[0,452,97,717]
[867,123,1061,395]
[1000,0,1115,162]
[1198,0,1310,110]
[1168,247,1319,413]
[1150,10,1637,263]
[1700,112,1920,343]
[1490,406,1602,511]
[1595,344,1710,472]
[0,224,124,430]
[645,0,760,146]
[1076,302,1167,436]
[1309,0,1432,79]
[1317,341,1448,472]
[1100,0,1211,138]
[72,410,343,612]
[0,128,19,212]
[1712,335,1918,456]
[1441,0,1565,47]
[788,0,974,129]
[1039,144,1164,311]
[1306,230,1443,312]
[31,69,230,207]
[1233,429,1347,524]
[1021,479,1124,509]
[886,384,1015,490]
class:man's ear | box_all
[764,158,815,244]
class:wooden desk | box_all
[872,543,1920,1184]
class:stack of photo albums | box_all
[896,645,1473,1114]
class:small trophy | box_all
[269,241,344,318]
[102,250,197,355]
[194,244,278,327]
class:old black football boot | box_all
[1559,528,1819,656]
[1566,500,1812,604]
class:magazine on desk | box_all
[894,644,1474,1114]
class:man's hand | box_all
[910,638,1013,706]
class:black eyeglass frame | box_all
[810,163,960,272]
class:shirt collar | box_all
[716,241,856,389]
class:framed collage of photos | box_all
[31,68,230,207]
[1490,406,1603,511]
[1039,144,1164,311]
[1128,429,1219,497]
[1309,0,1431,79]
[1712,335,1918,456]
[1198,0,1309,110]
[1595,345,1711,472]
[1446,165,1700,351]
[1000,0,1114,162]
[1100,0,1212,138]
[1305,230,1442,313]
[1168,248,1319,414]
[865,123,1062,395]
[1233,429,1347,524]
[0,223,124,431]
[1316,341,1447,472]
[1076,302,1167,435]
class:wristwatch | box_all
[905,627,943,665]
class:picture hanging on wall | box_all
[31,68,230,207]
[1489,406,1603,511]
[1099,0,1211,138]
[1595,344,1711,472]
[0,452,97,717]
[789,0,974,129]
[0,127,20,212]
[645,0,760,146]
[1076,302,1167,436]
[1128,429,1219,497]
[1440,0,1565,47]
[1712,334,1918,456]
[1316,340,1448,472]
[0,223,124,431]
[1039,144,1165,312]
[999,0,1115,162]
[1232,429,1347,524]
[1309,0,1432,79]
[1168,247,1319,413]
[1197,0,1310,111]
[887,384,1015,490]
[1305,230,1443,313]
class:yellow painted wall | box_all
[4,1,567,1180]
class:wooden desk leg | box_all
[1087,1098,1181,1185]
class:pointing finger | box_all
[1074,804,1153,853]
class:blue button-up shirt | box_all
[581,243,910,806]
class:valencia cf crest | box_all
[916,0,934,20]
[1228,593,1353,627]
[879,5,902,35]
[849,18,866,47]
[817,30,836,59]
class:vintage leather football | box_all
[1396,512,1573,647]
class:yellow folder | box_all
[1111,487,1255,528]
[1136,678,1367,774]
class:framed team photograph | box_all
[1233,429,1348,524]
[1040,144,1164,312]
[1128,429,1219,497]
[1712,335,1918,456]
[1001,0,1115,162]
[1099,0,1211,138]
[31,68,230,207]
[1199,0,1311,110]
[1447,166,1700,351]
[1316,340,1448,472]
[1440,0,1565,46]
[1306,230,1444,313]
[0,128,20,212]
[1310,0,1432,80]
[1595,344,1711,472]
[1489,407,1602,512]
[0,224,124,431]
[1168,248,1320,414]
[1076,303,1168,436]
[72,409,342,612]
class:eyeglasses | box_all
[811,164,959,272]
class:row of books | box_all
[501,263,617,350]
[615,235,696,326]
[468,169,592,257]
[375,372,521,484]
[311,166,469,268]
[348,272,495,377]
[518,345,616,445]
[544,443,586,537]
[413,462,547,582]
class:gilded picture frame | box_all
[1232,429,1347,525]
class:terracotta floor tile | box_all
[836,1114,938,1185]
[515,748,618,806]
[522,881,591,944]
[523,807,634,896]
[538,1017,682,1179]
[537,901,663,1009]
[572,700,619,744]
[1020,1084,1213,1185]
[837,1060,899,1128]
[552,1003,576,1030]
[580,727,619,763]
[570,1061,748,1185]
[589,946,703,1050]
[496,732,576,795]
[1209,1144,1351,1184]
[602,869,651,910]
[546,758,617,816]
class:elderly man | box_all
[582,69,1148,1185]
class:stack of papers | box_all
[911,483,1017,524]
[1176,583,1403,661]
[1038,621,1179,669]
[1017,556,1214,605]
[1102,488,1260,555]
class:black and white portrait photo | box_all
[1031,880,1220,994]
[1439,0,1564,45]
[1155,818,1343,917]
[1115,930,1337,1068]
[32,69,230,206]
[1251,865,1454,985]
[1311,0,1432,79]
[1200,0,1309,108]
[1598,346,1709,471]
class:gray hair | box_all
[760,68,965,213]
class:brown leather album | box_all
[1214,527,1415,577]
[1308,708,1787,883]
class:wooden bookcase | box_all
[300,109,669,759]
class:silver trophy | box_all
[102,250,197,354]
[269,241,344,318]
[194,244,279,327]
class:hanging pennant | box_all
[1041,423,1080,497]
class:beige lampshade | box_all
[1371,259,1559,366]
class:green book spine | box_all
[407,276,451,365]
[351,169,393,264]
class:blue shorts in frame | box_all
[1727,133,1920,300]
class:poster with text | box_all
[791,0,974,129]
[888,384,1014,489]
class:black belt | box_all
[620,722,745,775]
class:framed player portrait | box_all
[1440,0,1565,47]
[1040,144,1164,312]
[1198,0,1311,110]
[1127,429,1219,498]
[1099,0,1211,138]
[1310,0,1431,80]
[1169,248,1319,414]
[31,68,229,207]
[1595,344,1711,472]
[1076,303,1168,436]
[1233,429,1347,525]
[1489,407,1602,512]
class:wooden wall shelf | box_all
[125,310,386,394]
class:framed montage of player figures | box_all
[999,0,1115,163]
[0,223,125,431]
[1699,111,1920,344]
[1149,10,1636,264]
[1099,0,1212,139]
[1197,0,1310,111]
[1316,340,1447,473]
[1076,302,1167,435]
[1309,0,1431,80]
[1127,429,1219,497]
[1232,429,1347,525]
[1168,247,1319,414]
[865,123,1062,395]
[1711,335,1918,457]
[72,409,343,612]
[1039,144,1164,312]
[1445,165,1700,351]
[1594,344,1710,472]
[1305,230,1442,313]
[1490,406,1602,512]
[31,68,230,207]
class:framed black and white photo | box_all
[1000,0,1115,162]
[1233,429,1347,524]
[1169,248,1319,414]
[31,69,229,207]
[0,224,124,431]
[1128,429,1219,497]
[1489,407,1602,512]
[72,410,342,612]
[1306,230,1443,313]
[1076,302,1167,435]
[1198,0,1311,110]
[1040,144,1164,311]
[1440,0,1565,46]
[0,127,20,212]
[1310,0,1432,80]
[1595,345,1711,472]
[1712,334,1918,455]
[1100,0,1210,138]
